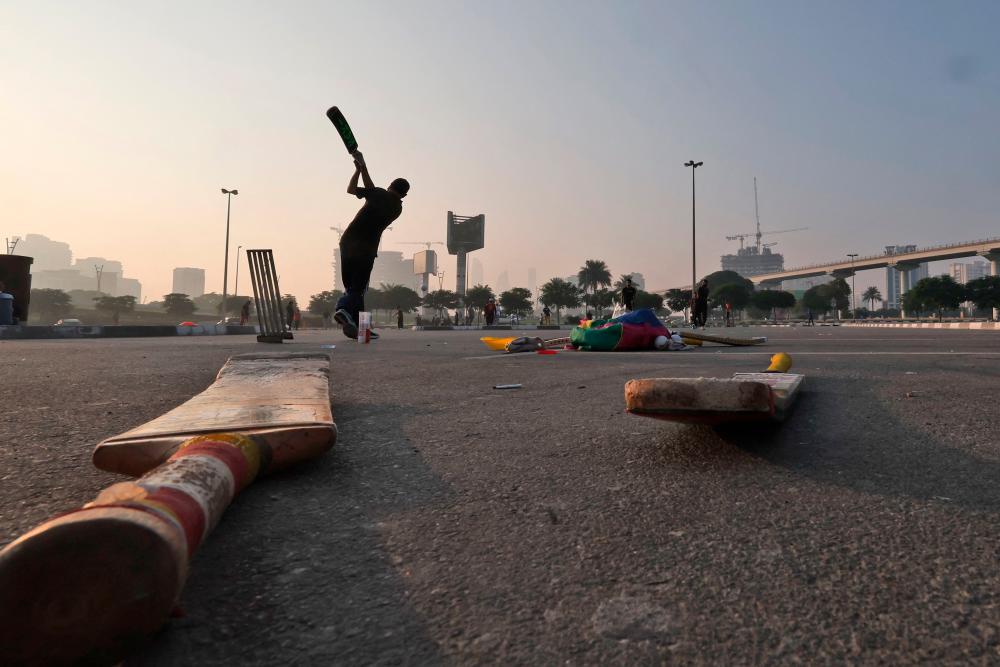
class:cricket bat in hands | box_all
[326,106,359,155]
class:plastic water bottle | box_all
[358,311,372,344]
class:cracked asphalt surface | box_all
[2,326,1000,664]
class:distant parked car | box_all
[178,321,198,327]
[54,318,82,326]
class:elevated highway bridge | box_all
[655,237,1000,319]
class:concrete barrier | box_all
[0,324,260,340]
[843,322,998,330]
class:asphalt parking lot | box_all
[2,326,1000,664]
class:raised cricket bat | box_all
[326,106,359,155]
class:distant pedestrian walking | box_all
[292,306,302,330]
[807,308,815,326]
[542,305,551,325]
[621,278,637,312]
[240,300,251,326]
[724,302,733,327]
[484,298,497,326]
[286,300,294,329]
[396,307,404,329]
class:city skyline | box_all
[3,2,998,303]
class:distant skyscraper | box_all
[16,234,72,270]
[368,251,421,292]
[470,258,484,287]
[496,271,510,293]
[949,261,988,285]
[74,257,123,275]
[883,245,927,309]
[172,267,206,297]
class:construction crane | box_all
[725,177,808,253]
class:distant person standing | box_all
[542,305,551,325]
[240,300,251,326]
[693,279,709,328]
[286,300,295,329]
[807,308,815,326]
[293,306,302,330]
[396,306,404,329]
[484,298,497,326]
[724,301,733,327]
[621,278,637,312]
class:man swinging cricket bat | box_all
[333,150,410,339]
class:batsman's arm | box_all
[347,163,362,195]
[355,150,375,189]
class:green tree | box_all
[162,293,196,317]
[307,290,343,315]
[702,270,753,291]
[380,283,422,313]
[750,290,795,320]
[665,288,692,314]
[904,275,965,318]
[94,295,136,323]
[499,287,533,317]
[862,286,882,312]
[577,259,612,309]
[67,289,105,308]
[612,274,636,291]
[422,289,459,318]
[802,285,832,314]
[192,292,223,314]
[464,284,495,317]
[965,276,1000,315]
[710,282,752,310]
[30,288,72,321]
[540,277,581,324]
[633,290,664,312]
[590,288,615,316]
[826,278,851,312]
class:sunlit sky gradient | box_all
[3,1,998,302]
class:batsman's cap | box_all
[390,178,410,197]
[765,352,792,373]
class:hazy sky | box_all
[3,1,998,301]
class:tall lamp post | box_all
[234,244,243,301]
[684,160,703,324]
[221,188,238,321]
[847,253,858,318]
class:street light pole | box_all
[234,244,243,300]
[847,253,858,318]
[221,188,238,321]
[684,160,703,324]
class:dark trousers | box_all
[624,300,635,312]
[336,250,376,325]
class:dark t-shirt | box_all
[622,285,637,304]
[340,187,403,257]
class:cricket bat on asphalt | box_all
[326,106,359,155]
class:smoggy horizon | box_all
[4,1,998,304]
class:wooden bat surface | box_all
[93,352,336,477]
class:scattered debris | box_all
[493,384,522,390]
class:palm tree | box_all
[612,274,634,291]
[540,278,581,325]
[862,286,882,313]
[577,260,612,310]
